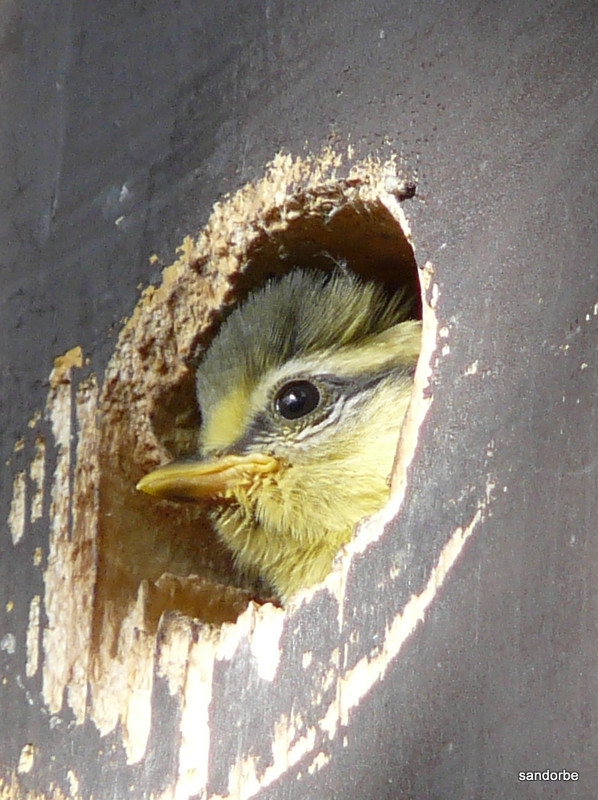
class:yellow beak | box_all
[136,453,278,502]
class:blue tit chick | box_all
[137,269,421,602]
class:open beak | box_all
[136,452,279,502]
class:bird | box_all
[137,268,421,603]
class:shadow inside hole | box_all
[226,195,421,322]
[150,366,200,459]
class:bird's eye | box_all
[274,380,321,420]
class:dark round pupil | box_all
[275,380,320,420]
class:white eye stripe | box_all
[288,397,345,443]
[289,379,388,446]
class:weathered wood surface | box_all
[1,1,597,798]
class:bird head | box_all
[137,269,421,602]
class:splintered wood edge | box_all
[3,149,491,800]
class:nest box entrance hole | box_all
[93,171,422,648]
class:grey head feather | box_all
[196,269,412,413]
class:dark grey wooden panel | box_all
[1,1,596,798]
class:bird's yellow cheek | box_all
[257,416,403,545]
[244,464,378,548]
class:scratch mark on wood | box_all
[8,472,26,545]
